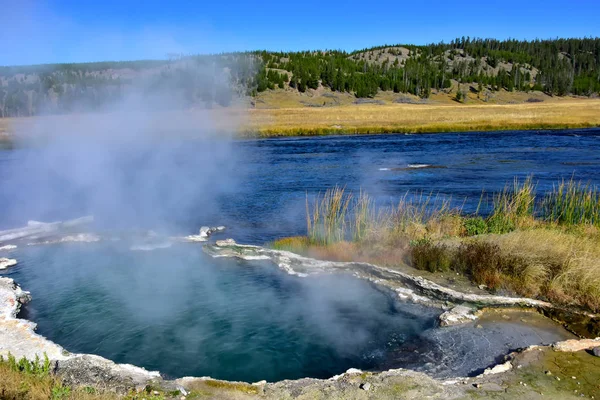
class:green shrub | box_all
[463,217,488,236]
[1,352,51,377]
[51,384,71,400]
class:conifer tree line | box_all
[0,37,598,117]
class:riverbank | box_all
[1,97,600,142]
[273,179,600,318]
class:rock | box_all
[56,355,160,394]
[0,258,17,270]
[553,338,600,352]
[439,305,479,326]
[216,238,236,246]
[184,226,225,242]
[183,234,208,242]
[591,346,600,357]
[481,361,512,376]
[545,370,552,375]
[360,382,371,391]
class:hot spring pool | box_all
[7,241,441,382]
[4,240,577,382]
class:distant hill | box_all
[1,37,598,118]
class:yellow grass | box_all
[482,228,600,311]
[246,99,600,136]
[1,97,600,140]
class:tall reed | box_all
[307,186,353,245]
[307,188,459,244]
[541,178,600,226]
[487,176,535,233]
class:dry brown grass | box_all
[480,228,600,311]
[2,97,600,140]
[246,98,600,136]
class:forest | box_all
[0,37,599,117]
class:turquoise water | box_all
[8,242,437,382]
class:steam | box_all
[3,58,249,232]
[0,14,430,383]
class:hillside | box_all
[0,37,599,118]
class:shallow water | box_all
[0,128,596,381]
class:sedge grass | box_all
[541,178,600,227]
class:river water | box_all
[1,128,598,382]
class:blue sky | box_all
[1,0,599,66]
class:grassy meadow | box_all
[246,97,600,136]
[273,178,600,313]
[1,95,600,141]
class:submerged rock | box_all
[28,233,101,245]
[0,258,17,270]
[439,305,479,326]
[592,346,600,357]
[481,361,512,375]
[184,226,226,242]
[0,216,93,244]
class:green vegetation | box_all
[0,352,173,399]
[1,37,599,117]
[274,177,600,312]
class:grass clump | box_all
[306,186,353,245]
[0,352,177,400]
[271,236,310,253]
[542,178,600,226]
[409,238,451,273]
[487,176,535,234]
